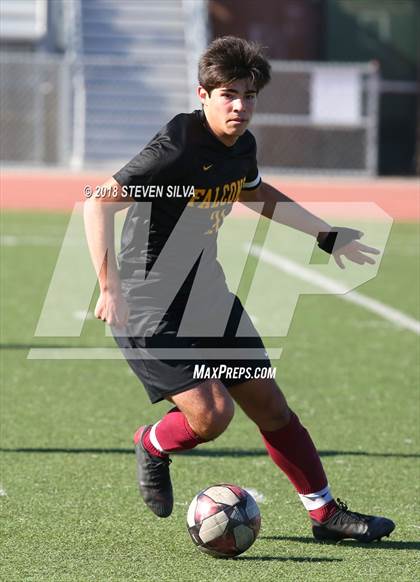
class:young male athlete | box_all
[84,37,395,542]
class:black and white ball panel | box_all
[201,485,243,505]
[187,484,261,557]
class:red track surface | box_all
[1,170,419,220]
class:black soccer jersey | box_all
[113,109,261,320]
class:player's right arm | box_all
[83,177,132,328]
[86,116,185,327]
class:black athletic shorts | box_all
[112,295,271,404]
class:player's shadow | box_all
[260,536,420,551]
[0,343,89,350]
[0,447,419,460]
[234,556,342,562]
[181,449,420,460]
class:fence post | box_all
[58,58,71,166]
[182,0,209,112]
[70,58,86,170]
[366,61,380,177]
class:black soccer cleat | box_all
[134,425,173,518]
[311,498,395,543]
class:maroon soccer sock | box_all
[135,407,205,458]
[260,410,337,522]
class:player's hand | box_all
[333,239,381,270]
[94,289,129,328]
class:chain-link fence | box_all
[0,53,72,166]
[251,61,379,175]
[0,53,379,174]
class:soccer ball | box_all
[187,484,261,558]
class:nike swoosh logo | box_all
[203,164,213,171]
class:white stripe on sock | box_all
[298,484,333,510]
[149,421,168,454]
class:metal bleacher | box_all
[80,0,193,165]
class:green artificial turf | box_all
[1,211,419,581]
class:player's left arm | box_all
[239,180,380,269]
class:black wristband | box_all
[317,226,362,254]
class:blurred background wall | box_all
[210,0,419,175]
[1,0,418,175]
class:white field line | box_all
[72,310,94,321]
[0,485,7,497]
[0,235,84,248]
[1,235,60,246]
[248,245,420,335]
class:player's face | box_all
[197,78,257,146]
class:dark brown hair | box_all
[198,36,271,94]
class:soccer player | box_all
[84,36,395,542]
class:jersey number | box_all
[206,208,229,235]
